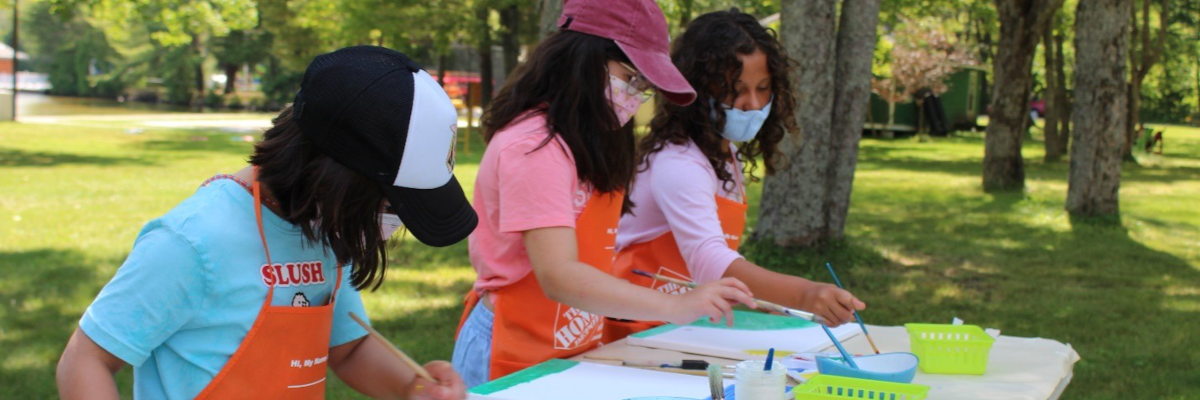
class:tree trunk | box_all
[755,0,836,247]
[477,5,495,107]
[436,52,448,86]
[1043,16,1062,162]
[1055,25,1071,154]
[754,0,879,247]
[1067,0,1129,218]
[1123,0,1168,160]
[538,0,562,40]
[824,0,881,239]
[193,35,206,103]
[500,5,521,78]
[983,0,1065,191]
[224,63,239,95]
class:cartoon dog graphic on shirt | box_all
[292,292,311,307]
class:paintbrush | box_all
[820,324,860,369]
[349,312,436,382]
[631,269,827,324]
[582,356,730,370]
[707,364,726,400]
[824,263,881,354]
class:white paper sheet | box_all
[627,311,862,360]
[468,361,731,400]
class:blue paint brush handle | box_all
[826,263,871,335]
[825,262,845,288]
[821,324,860,369]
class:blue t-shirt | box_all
[80,179,370,400]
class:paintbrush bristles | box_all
[707,364,725,400]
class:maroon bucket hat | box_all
[557,0,697,105]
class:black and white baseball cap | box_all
[293,46,477,247]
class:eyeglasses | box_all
[615,62,655,102]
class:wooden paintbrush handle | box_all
[349,312,437,382]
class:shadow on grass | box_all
[0,248,135,398]
[138,133,257,156]
[0,148,155,168]
[856,138,1200,184]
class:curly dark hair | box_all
[638,8,797,191]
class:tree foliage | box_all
[871,17,977,104]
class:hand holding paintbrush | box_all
[825,263,881,354]
[349,312,466,400]
[631,269,828,325]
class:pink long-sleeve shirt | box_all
[615,140,745,284]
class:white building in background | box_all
[1,42,49,92]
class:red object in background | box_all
[1029,99,1046,117]
[439,71,481,101]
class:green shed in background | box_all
[865,66,989,134]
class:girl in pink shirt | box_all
[611,9,866,340]
[451,0,757,388]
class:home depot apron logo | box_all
[651,267,693,295]
[552,304,604,350]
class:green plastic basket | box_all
[905,323,996,375]
[793,374,930,400]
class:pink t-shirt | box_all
[469,113,592,293]
[615,140,745,284]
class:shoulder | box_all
[491,113,573,164]
[651,140,715,175]
[156,182,242,233]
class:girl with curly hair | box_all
[607,9,867,340]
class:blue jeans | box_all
[451,300,493,389]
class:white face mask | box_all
[380,213,404,240]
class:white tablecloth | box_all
[575,325,1080,400]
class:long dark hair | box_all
[639,8,797,191]
[249,106,390,291]
[482,31,636,198]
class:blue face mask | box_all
[710,96,773,142]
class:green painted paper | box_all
[468,359,579,395]
[634,310,816,338]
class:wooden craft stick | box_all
[349,312,436,382]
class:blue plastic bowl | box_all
[816,352,920,383]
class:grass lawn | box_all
[1,117,1197,399]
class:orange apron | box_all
[194,178,343,399]
[604,155,748,342]
[457,190,623,380]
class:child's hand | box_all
[408,361,467,400]
[665,277,757,326]
[801,283,866,327]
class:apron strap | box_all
[253,171,344,306]
[252,178,277,308]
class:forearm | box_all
[538,259,678,321]
[330,337,414,400]
[723,259,865,326]
[722,259,813,309]
[57,329,123,400]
